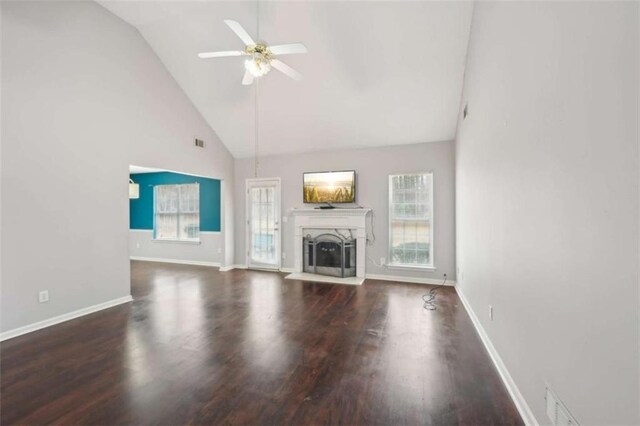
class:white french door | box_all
[246,178,281,270]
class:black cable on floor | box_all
[422,275,447,310]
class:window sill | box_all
[152,239,201,245]
[386,263,436,272]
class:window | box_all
[154,183,200,242]
[389,173,433,268]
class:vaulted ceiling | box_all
[99,1,473,158]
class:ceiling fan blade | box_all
[269,43,308,55]
[242,71,254,86]
[271,59,303,81]
[198,50,244,59]
[224,19,255,46]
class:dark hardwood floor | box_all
[1,261,522,425]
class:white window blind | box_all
[389,173,433,267]
[154,183,200,241]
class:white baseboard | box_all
[455,285,538,426]
[0,295,133,342]
[219,264,247,271]
[365,273,456,286]
[220,265,293,273]
[130,256,221,268]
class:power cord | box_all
[355,204,376,245]
[422,274,447,311]
[367,209,376,245]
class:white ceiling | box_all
[99,1,473,158]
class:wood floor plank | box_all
[1,261,522,425]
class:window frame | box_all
[153,183,201,243]
[387,172,435,270]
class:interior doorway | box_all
[128,165,224,284]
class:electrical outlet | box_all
[380,257,385,266]
[489,305,494,321]
[136,242,140,249]
[282,252,287,259]
[217,248,222,254]
[39,290,49,303]
[282,216,288,223]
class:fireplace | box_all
[287,208,371,285]
[303,232,356,278]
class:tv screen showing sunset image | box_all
[303,171,356,204]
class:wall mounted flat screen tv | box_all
[303,170,356,204]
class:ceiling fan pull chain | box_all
[254,0,260,179]
[255,78,259,179]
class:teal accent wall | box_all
[129,172,221,232]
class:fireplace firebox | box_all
[303,232,356,278]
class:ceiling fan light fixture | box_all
[128,179,140,199]
[198,20,306,85]
[244,56,271,77]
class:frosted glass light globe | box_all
[244,57,271,77]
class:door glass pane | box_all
[250,184,277,266]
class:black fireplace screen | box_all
[303,232,356,278]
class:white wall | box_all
[0,2,4,328]
[1,1,234,333]
[234,141,455,282]
[129,231,223,265]
[456,2,639,424]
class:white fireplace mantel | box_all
[289,207,372,217]
[289,208,371,284]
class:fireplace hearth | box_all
[303,232,356,278]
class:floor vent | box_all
[546,386,579,425]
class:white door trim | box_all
[245,177,281,270]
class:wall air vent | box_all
[194,138,205,148]
[546,386,579,425]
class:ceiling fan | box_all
[199,20,308,86]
